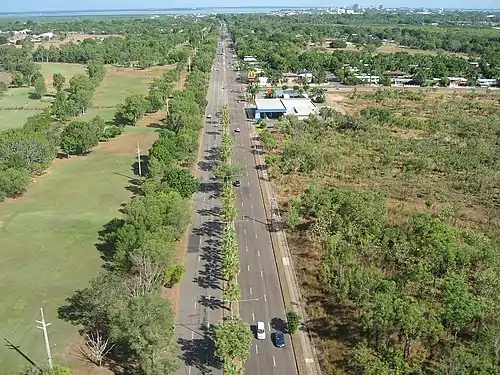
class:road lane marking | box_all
[249,286,253,295]
[254,233,258,239]
[255,345,259,355]
[273,356,276,367]
[264,294,267,302]
[241,201,244,207]
[252,312,255,321]
[188,366,192,375]
[194,301,197,310]
[243,228,247,235]
[257,250,261,257]
[268,322,271,331]
[260,270,263,278]
[191,331,194,340]
[250,203,253,210]
[245,245,248,252]
[247,264,250,271]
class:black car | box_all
[275,330,285,348]
[233,180,241,187]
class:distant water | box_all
[0,6,313,18]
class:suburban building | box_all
[355,75,380,84]
[254,98,317,121]
[476,78,498,87]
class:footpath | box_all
[249,130,322,375]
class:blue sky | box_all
[2,0,499,12]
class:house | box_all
[448,77,468,87]
[243,56,259,65]
[254,98,317,121]
[355,75,380,84]
[282,73,299,83]
[257,76,270,87]
[297,70,313,83]
[275,90,304,99]
[476,78,498,87]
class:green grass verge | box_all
[93,71,155,107]
[0,126,157,372]
[0,110,43,130]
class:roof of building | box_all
[255,98,286,111]
[281,99,317,116]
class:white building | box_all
[476,78,498,87]
[257,76,270,87]
[355,75,380,84]
[281,98,318,120]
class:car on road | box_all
[235,127,240,132]
[256,322,266,340]
[274,330,285,348]
[233,180,241,187]
[206,114,212,119]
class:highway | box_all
[176,26,299,375]
[224,35,299,375]
[175,32,226,375]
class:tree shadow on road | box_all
[192,220,222,238]
[178,325,222,374]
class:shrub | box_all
[0,168,30,198]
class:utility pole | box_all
[187,55,191,73]
[136,143,142,177]
[36,308,53,369]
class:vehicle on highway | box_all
[233,180,241,187]
[256,322,266,340]
[206,114,212,119]
[235,127,240,132]
[274,330,285,348]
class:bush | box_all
[163,263,185,287]
[286,311,301,334]
[0,190,5,202]
[0,168,30,198]
[102,125,123,139]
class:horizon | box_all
[2,3,500,14]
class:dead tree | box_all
[123,252,165,297]
[85,331,114,367]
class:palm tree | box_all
[245,84,259,102]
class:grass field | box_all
[0,63,174,131]
[0,126,159,373]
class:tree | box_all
[159,167,199,198]
[12,72,24,87]
[51,91,77,119]
[163,263,185,287]
[0,167,30,198]
[34,75,46,99]
[72,89,93,115]
[60,120,100,155]
[214,317,253,363]
[223,281,241,311]
[147,89,165,112]
[119,94,149,125]
[82,331,115,367]
[53,72,66,92]
[329,40,347,48]
[379,75,392,86]
[286,311,301,334]
[213,163,243,184]
[86,60,106,85]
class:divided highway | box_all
[176,26,299,375]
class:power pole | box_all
[188,55,192,73]
[136,143,142,177]
[36,308,53,369]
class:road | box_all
[224,36,300,375]
[175,33,226,375]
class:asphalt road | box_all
[175,34,226,375]
[224,40,299,375]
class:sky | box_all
[2,0,499,13]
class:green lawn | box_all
[0,109,43,130]
[93,72,154,107]
[39,63,87,92]
[0,126,157,372]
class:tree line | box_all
[225,14,499,82]
[50,33,219,375]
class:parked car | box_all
[235,127,240,132]
[274,330,285,348]
[233,180,241,187]
[256,322,266,340]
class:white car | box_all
[206,114,212,119]
[256,321,266,340]
[235,127,240,132]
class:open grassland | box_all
[0,63,175,130]
[0,126,158,373]
[264,89,500,374]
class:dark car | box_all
[274,330,285,348]
[233,180,241,187]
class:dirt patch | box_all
[40,34,123,48]
[95,130,159,155]
[137,110,166,128]
[325,92,349,114]
[105,65,176,78]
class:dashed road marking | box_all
[249,286,253,295]
[254,233,258,239]
[244,228,247,235]
[264,294,267,302]
[247,264,250,271]
[260,270,263,278]
[273,356,276,367]
[252,312,255,321]
[255,345,259,355]
[257,250,261,257]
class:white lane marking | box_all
[252,312,255,321]
[245,245,248,252]
[257,250,261,257]
[241,201,244,207]
[246,172,249,177]
[268,322,271,332]
[260,270,263,278]
[264,294,267,302]
[194,301,197,310]
[273,356,276,367]
[247,264,250,272]
[255,233,258,239]
[250,203,253,210]
[255,345,259,355]
[188,366,192,375]
[243,228,247,235]
[249,286,253,295]
[191,331,194,340]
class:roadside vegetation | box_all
[0,15,219,374]
[258,88,500,374]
